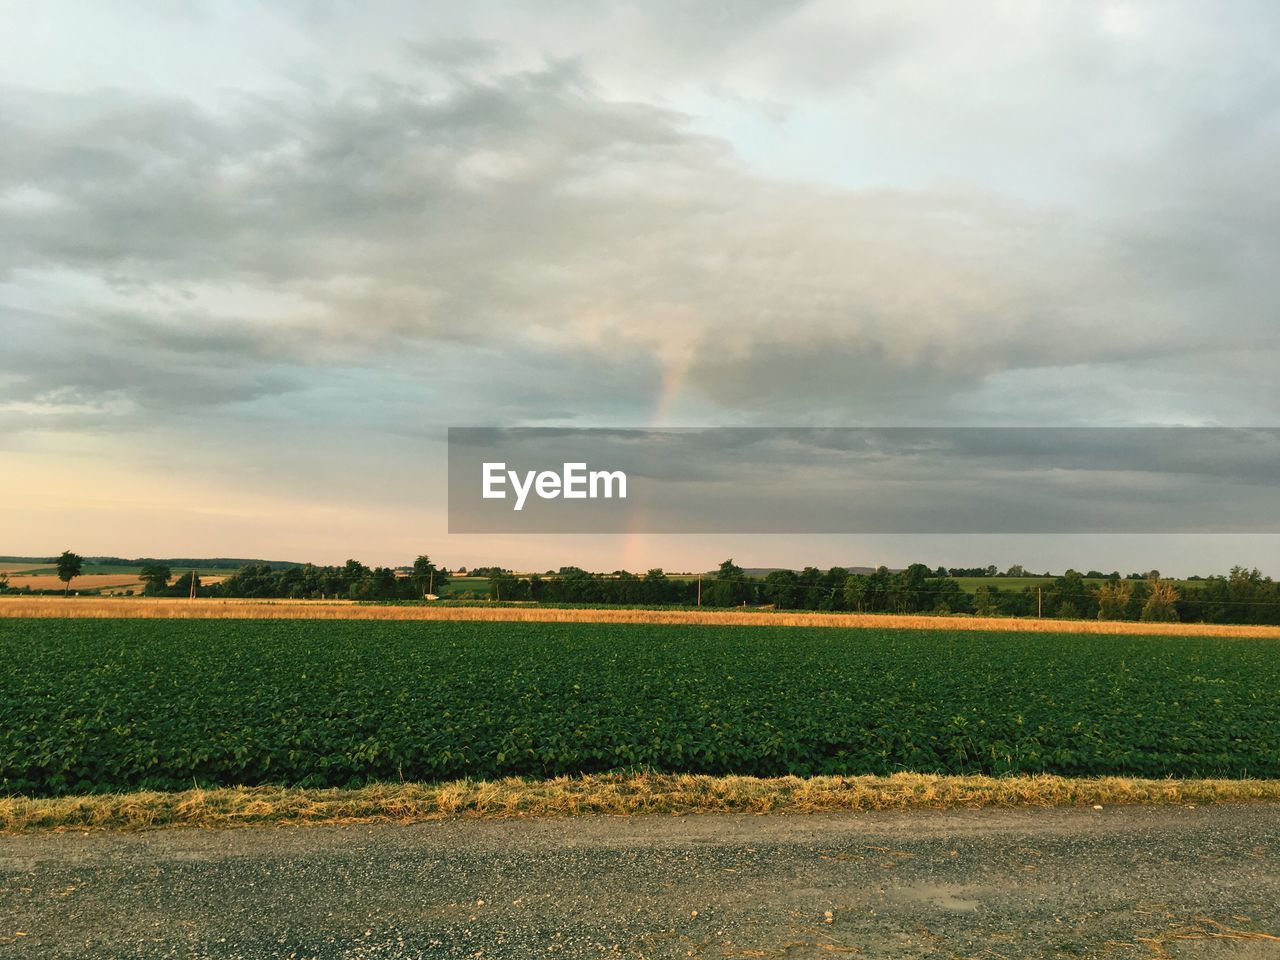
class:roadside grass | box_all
[1135,918,1280,956]
[4,773,1280,834]
[3,596,1280,638]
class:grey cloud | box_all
[404,38,502,70]
[0,306,303,417]
[447,427,1280,534]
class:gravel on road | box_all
[2,804,1278,959]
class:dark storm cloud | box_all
[448,427,1280,533]
[0,305,304,422]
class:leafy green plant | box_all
[1,620,1277,796]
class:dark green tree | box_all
[139,563,171,596]
[763,569,800,608]
[1048,569,1090,619]
[56,550,84,596]
[973,584,998,616]
[171,571,202,598]
[488,572,518,601]
[706,558,751,606]
[843,574,870,612]
[890,563,932,613]
[411,555,447,598]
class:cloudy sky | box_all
[2,1,1278,573]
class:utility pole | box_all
[189,570,197,601]
[697,575,702,607]
[1037,586,1042,619]
[428,568,434,598]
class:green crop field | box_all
[2,619,1277,797]
[439,576,491,598]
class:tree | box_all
[820,567,850,610]
[706,558,751,606]
[973,584,998,616]
[172,571,202,598]
[139,563,171,596]
[639,568,669,604]
[1090,583,1131,619]
[1006,564,1026,577]
[929,576,968,614]
[1140,577,1179,622]
[843,574,870,612]
[488,571,518,601]
[342,558,371,580]
[1048,569,1089,619]
[763,569,800,608]
[1096,579,1133,620]
[890,563,932,613]
[56,550,84,596]
[371,566,398,599]
[411,555,447,598]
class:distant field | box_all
[1,562,238,594]
[3,618,1278,796]
[6,574,146,592]
[0,562,46,574]
[2,563,257,577]
[439,576,490,598]
[77,563,240,576]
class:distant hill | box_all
[0,556,303,571]
[738,566,885,577]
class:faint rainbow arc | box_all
[619,354,693,572]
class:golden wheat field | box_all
[5,574,146,592]
[2,595,1279,638]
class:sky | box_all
[2,1,1278,574]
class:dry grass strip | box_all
[4,773,1280,834]
[1135,917,1280,957]
[3,596,1280,638]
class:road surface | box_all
[2,805,1278,958]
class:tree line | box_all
[0,554,449,601]
[189,557,450,600]
[484,560,1280,625]
[9,551,1280,627]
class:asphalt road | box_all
[2,805,1278,959]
